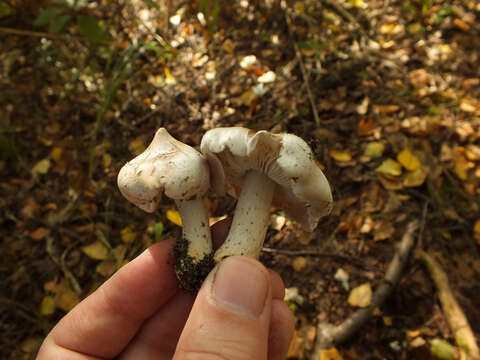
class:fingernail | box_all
[212,256,269,318]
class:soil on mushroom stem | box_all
[173,237,216,293]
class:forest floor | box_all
[1,0,480,359]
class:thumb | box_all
[174,256,272,360]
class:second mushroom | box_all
[200,127,333,262]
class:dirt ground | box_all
[1,0,480,359]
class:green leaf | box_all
[77,16,109,43]
[154,222,164,242]
[142,0,159,9]
[0,1,11,16]
[34,7,62,27]
[49,14,71,33]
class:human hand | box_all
[37,220,295,360]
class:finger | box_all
[268,299,295,360]
[119,267,286,360]
[118,291,195,359]
[268,269,285,300]
[210,216,232,249]
[174,256,273,360]
[37,239,180,359]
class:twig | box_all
[319,0,369,41]
[262,247,379,272]
[0,26,78,40]
[281,3,321,126]
[313,220,419,352]
[417,251,480,359]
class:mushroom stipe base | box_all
[173,237,215,292]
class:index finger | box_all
[38,238,180,359]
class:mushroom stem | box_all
[214,170,275,261]
[176,197,213,260]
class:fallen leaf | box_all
[374,221,395,241]
[379,22,403,35]
[319,347,343,360]
[357,118,376,136]
[96,260,117,277]
[356,97,369,115]
[455,161,468,181]
[29,227,50,241]
[103,153,112,167]
[164,66,177,84]
[128,136,146,156]
[20,337,41,354]
[364,142,385,158]
[403,168,427,187]
[330,150,352,162]
[453,18,470,31]
[376,158,402,176]
[50,147,63,163]
[55,286,79,312]
[32,158,51,177]
[166,209,182,226]
[120,225,137,243]
[374,104,400,114]
[292,257,307,272]
[39,295,55,315]
[465,144,480,161]
[348,283,372,307]
[397,148,421,171]
[430,338,456,360]
[460,99,476,113]
[81,241,109,260]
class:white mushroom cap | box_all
[118,128,210,212]
[201,127,332,231]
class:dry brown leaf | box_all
[453,18,470,31]
[374,105,400,114]
[29,227,50,241]
[357,118,376,136]
[403,168,427,187]
[374,221,395,241]
[377,173,404,190]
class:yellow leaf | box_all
[403,168,427,187]
[292,257,307,272]
[376,158,402,176]
[81,241,109,260]
[120,225,137,244]
[103,153,112,167]
[330,150,352,162]
[40,296,55,315]
[32,158,51,177]
[55,287,79,312]
[50,147,63,163]
[397,148,420,171]
[167,209,182,226]
[349,0,364,8]
[164,66,177,84]
[348,283,372,308]
[364,142,384,158]
[474,220,480,234]
[319,347,343,360]
[315,161,326,171]
[455,161,468,180]
[128,136,146,156]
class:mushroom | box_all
[117,128,214,291]
[200,127,333,262]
